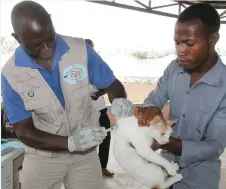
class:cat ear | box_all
[167,119,177,127]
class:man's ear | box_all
[210,32,219,49]
[11,33,20,44]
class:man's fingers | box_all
[134,107,140,117]
[136,108,151,126]
[144,109,157,126]
[134,107,146,126]
[91,127,107,140]
[93,132,107,137]
[94,136,106,141]
[124,100,133,116]
[80,134,95,143]
[143,110,151,126]
[135,107,163,126]
[82,141,99,150]
[146,118,152,126]
[142,116,149,126]
[137,111,144,126]
[121,102,128,116]
[151,140,160,151]
[92,127,105,132]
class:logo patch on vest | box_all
[63,64,87,84]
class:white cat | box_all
[111,99,183,189]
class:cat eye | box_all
[161,133,165,136]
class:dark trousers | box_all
[98,108,111,168]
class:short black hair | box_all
[85,39,94,48]
[11,1,50,34]
[178,3,220,33]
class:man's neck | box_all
[188,52,218,87]
[189,52,218,75]
[35,57,54,72]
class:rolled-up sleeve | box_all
[86,43,116,89]
[180,96,226,168]
[143,61,175,109]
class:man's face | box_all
[15,19,56,60]
[174,19,213,71]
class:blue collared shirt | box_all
[143,57,226,189]
[1,34,115,124]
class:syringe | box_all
[105,125,118,133]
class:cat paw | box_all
[166,163,177,176]
[171,162,179,171]
[173,173,183,182]
[166,165,177,176]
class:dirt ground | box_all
[104,82,156,104]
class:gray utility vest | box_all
[2,36,100,156]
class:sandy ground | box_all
[104,83,156,105]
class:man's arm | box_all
[87,43,126,103]
[102,79,126,103]
[91,79,126,103]
[134,61,175,126]
[1,74,68,151]
[163,98,226,168]
[13,118,68,151]
[143,61,175,109]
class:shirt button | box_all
[182,114,185,117]
[187,91,190,94]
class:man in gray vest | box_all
[1,1,126,189]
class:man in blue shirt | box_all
[134,3,226,189]
[1,1,126,189]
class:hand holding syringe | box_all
[105,125,118,133]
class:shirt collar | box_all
[199,57,225,87]
[176,57,225,87]
[15,34,69,69]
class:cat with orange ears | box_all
[111,98,183,189]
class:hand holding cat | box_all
[134,106,163,126]
[151,139,162,151]
[151,137,182,155]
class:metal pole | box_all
[178,3,181,14]
[148,0,151,8]
[89,1,178,18]
[150,3,178,10]
[134,0,149,9]
[220,10,226,18]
